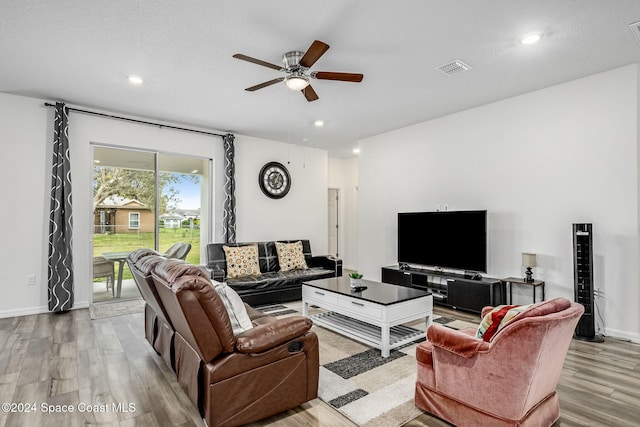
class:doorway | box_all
[91,145,211,303]
[328,188,339,257]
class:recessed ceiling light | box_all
[190,169,199,174]
[93,159,100,164]
[353,148,360,154]
[314,120,324,127]
[128,75,144,85]
[520,33,542,45]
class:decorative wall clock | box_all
[258,162,291,199]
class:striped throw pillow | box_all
[476,304,531,342]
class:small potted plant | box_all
[349,272,363,288]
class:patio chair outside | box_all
[162,242,191,260]
[93,256,115,295]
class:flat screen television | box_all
[398,210,487,273]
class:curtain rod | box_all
[44,102,226,138]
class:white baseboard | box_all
[0,305,49,318]
[0,301,90,319]
[604,327,640,344]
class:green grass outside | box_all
[93,228,201,281]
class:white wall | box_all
[0,92,328,316]
[328,157,359,270]
[0,94,51,316]
[358,65,640,342]
[234,136,328,254]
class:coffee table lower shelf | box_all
[310,311,426,354]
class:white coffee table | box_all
[302,277,433,357]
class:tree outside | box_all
[93,167,200,213]
[93,166,202,279]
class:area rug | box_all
[254,303,299,316]
[314,324,424,427]
[317,315,481,426]
[263,303,479,426]
[434,315,479,331]
[89,299,145,319]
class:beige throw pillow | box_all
[223,244,261,278]
[275,241,308,272]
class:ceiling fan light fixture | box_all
[520,32,542,45]
[233,40,363,102]
[285,75,309,90]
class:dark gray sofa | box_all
[205,240,342,306]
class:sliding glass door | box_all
[157,153,210,266]
[91,146,211,303]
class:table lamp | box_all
[522,252,537,283]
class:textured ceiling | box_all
[2,0,640,157]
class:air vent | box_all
[436,59,472,76]
[630,22,640,46]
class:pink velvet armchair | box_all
[415,298,584,427]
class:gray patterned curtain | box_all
[222,133,236,243]
[48,102,74,312]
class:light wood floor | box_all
[0,304,638,426]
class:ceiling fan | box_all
[233,40,364,102]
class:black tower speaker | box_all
[572,223,604,342]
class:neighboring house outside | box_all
[94,196,154,234]
[177,209,200,228]
[160,209,200,229]
[160,212,185,229]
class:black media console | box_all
[381,265,503,313]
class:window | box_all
[92,145,211,304]
[129,212,140,229]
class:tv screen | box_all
[398,210,487,272]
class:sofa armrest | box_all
[202,265,226,282]
[308,255,342,277]
[427,324,489,358]
[235,316,313,354]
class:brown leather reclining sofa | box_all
[127,249,320,427]
[127,249,175,367]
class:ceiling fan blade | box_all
[233,54,283,71]
[245,77,285,91]
[302,85,319,102]
[299,40,330,68]
[312,71,364,82]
